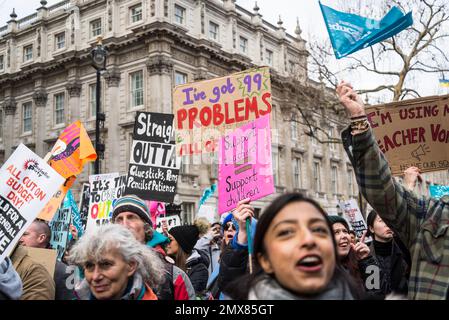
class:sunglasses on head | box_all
[224,223,236,231]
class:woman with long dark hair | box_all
[224,193,362,299]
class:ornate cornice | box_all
[32,89,48,107]
[66,81,82,97]
[146,55,173,75]
[2,98,17,115]
[104,68,121,87]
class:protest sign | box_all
[27,247,57,278]
[78,183,90,230]
[145,200,166,227]
[125,112,180,203]
[155,214,181,233]
[86,173,127,232]
[62,190,84,240]
[366,95,449,175]
[48,121,97,179]
[0,144,64,263]
[218,114,274,214]
[49,207,71,260]
[339,199,372,242]
[38,176,76,221]
[173,67,272,156]
[429,185,449,199]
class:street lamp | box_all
[91,37,108,174]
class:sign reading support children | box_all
[173,67,272,156]
[218,114,274,214]
[366,95,449,174]
[0,144,64,263]
[86,173,127,232]
[125,112,180,203]
[49,207,71,260]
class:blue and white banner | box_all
[320,2,413,59]
[429,185,449,199]
[62,189,84,240]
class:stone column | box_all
[104,67,121,173]
[32,89,48,156]
[2,98,16,159]
[146,55,173,114]
[66,80,82,123]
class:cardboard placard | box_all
[173,67,272,156]
[366,95,449,175]
[125,112,180,203]
[339,199,372,242]
[78,183,90,230]
[0,144,64,263]
[155,214,181,233]
[49,207,71,260]
[218,114,274,214]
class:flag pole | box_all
[246,218,253,274]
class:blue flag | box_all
[429,185,449,199]
[319,2,413,59]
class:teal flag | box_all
[320,2,413,59]
[63,189,84,240]
[429,185,449,199]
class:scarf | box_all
[248,275,354,300]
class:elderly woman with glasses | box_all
[68,224,165,300]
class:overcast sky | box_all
[1,0,447,100]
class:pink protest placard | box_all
[218,114,274,214]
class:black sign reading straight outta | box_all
[125,112,180,203]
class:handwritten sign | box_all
[173,67,272,156]
[62,190,84,240]
[218,114,274,214]
[86,173,127,232]
[366,95,449,174]
[429,185,449,199]
[155,214,181,233]
[49,207,71,260]
[0,144,64,263]
[339,199,372,242]
[125,112,181,203]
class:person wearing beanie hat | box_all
[328,214,382,295]
[167,224,210,296]
[112,195,196,300]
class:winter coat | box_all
[369,239,410,296]
[217,244,249,294]
[10,246,55,300]
[75,273,157,300]
[194,234,221,276]
[342,126,449,299]
[186,249,210,295]
[54,261,76,300]
[0,257,22,300]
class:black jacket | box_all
[186,249,210,294]
[217,244,249,295]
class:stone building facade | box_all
[1,0,447,223]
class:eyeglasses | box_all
[224,223,236,231]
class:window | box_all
[23,45,33,62]
[55,32,65,50]
[209,21,219,41]
[0,55,4,70]
[174,4,186,24]
[175,71,187,86]
[89,84,97,118]
[239,36,248,54]
[22,102,32,133]
[90,19,102,38]
[130,71,144,107]
[272,148,279,185]
[291,114,298,140]
[54,93,65,125]
[293,157,301,188]
[180,155,191,174]
[265,49,273,65]
[181,202,195,225]
[348,169,354,195]
[313,161,321,192]
[331,166,338,194]
[130,3,143,23]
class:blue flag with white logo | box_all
[319,2,413,59]
[63,189,84,240]
[429,185,449,199]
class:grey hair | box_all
[68,224,165,289]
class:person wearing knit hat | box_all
[112,194,197,301]
[166,223,210,296]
